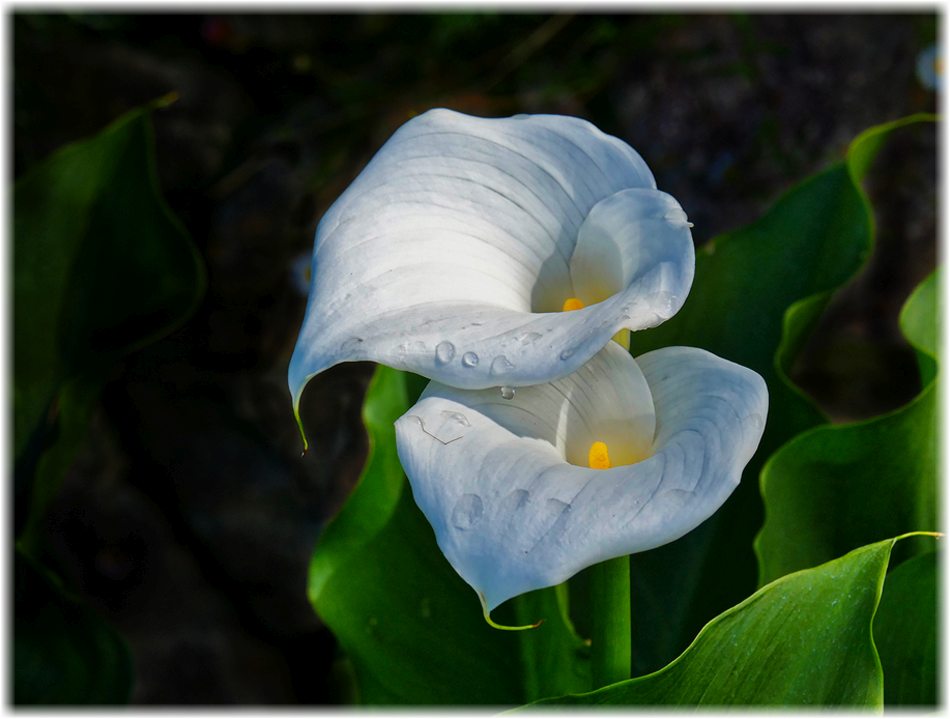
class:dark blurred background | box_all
[12,12,937,704]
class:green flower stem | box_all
[590,555,631,689]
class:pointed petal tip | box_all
[479,593,543,631]
[288,350,315,455]
[295,404,310,456]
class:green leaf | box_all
[14,549,133,705]
[756,269,939,708]
[615,115,935,675]
[872,551,938,706]
[525,535,932,708]
[756,269,939,584]
[899,263,939,385]
[512,583,592,700]
[13,97,205,544]
[308,366,590,705]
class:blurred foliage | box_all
[13,100,205,703]
[14,549,133,705]
[14,98,205,547]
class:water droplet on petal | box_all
[519,331,542,345]
[500,386,515,400]
[503,488,530,512]
[440,410,470,427]
[435,341,455,364]
[452,493,484,530]
[649,291,677,319]
[560,346,576,361]
[462,351,479,368]
[490,355,515,376]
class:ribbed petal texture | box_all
[289,109,694,409]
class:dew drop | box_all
[649,291,676,319]
[559,346,577,361]
[518,331,542,345]
[435,341,456,364]
[503,488,530,512]
[452,493,484,530]
[440,410,470,427]
[490,355,515,376]
[461,351,479,368]
[500,386,515,400]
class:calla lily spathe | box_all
[289,109,695,416]
[394,342,768,611]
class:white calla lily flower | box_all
[394,343,768,612]
[289,109,695,422]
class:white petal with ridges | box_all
[394,345,768,610]
[289,109,693,411]
[570,188,695,308]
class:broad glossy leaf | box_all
[899,262,939,384]
[308,366,590,705]
[756,270,939,707]
[527,535,929,708]
[14,549,133,705]
[873,551,937,706]
[13,98,205,542]
[612,115,935,675]
[756,269,939,583]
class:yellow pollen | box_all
[562,297,585,312]
[588,441,611,470]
